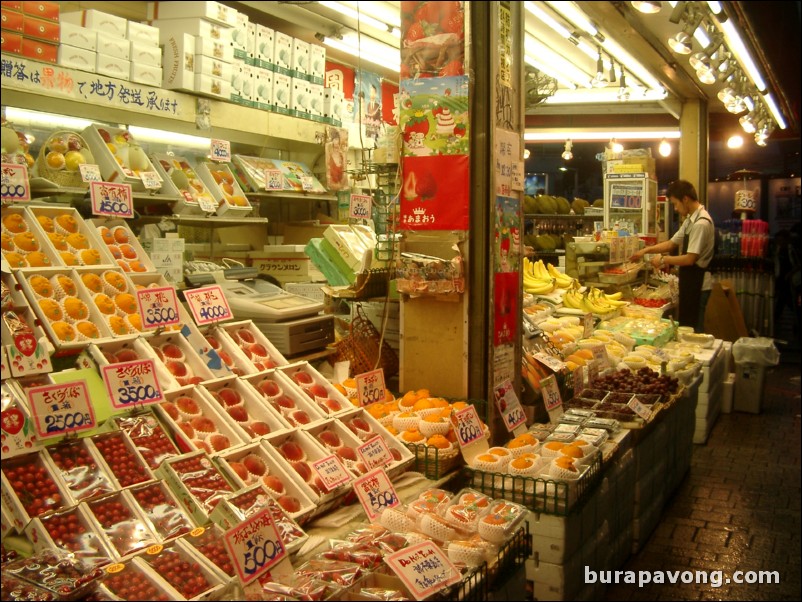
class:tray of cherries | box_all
[3,550,105,601]
[114,412,180,470]
[45,439,115,503]
[32,506,113,568]
[138,541,221,600]
[99,561,175,601]
[183,524,235,579]
[162,452,234,516]
[1,452,68,520]
[225,486,308,553]
[90,431,152,488]
[129,481,194,542]
[86,491,158,558]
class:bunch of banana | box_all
[562,286,586,310]
[562,283,630,314]
[545,262,577,289]
[522,257,556,294]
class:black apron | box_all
[677,216,711,328]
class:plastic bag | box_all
[732,337,780,366]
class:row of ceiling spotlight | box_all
[526,138,673,161]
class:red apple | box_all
[243,455,266,476]
[166,361,187,377]
[262,475,284,494]
[205,335,220,350]
[218,388,242,407]
[324,398,342,412]
[250,421,271,436]
[218,350,233,366]
[102,350,118,363]
[229,462,249,482]
[292,371,314,386]
[277,495,301,513]
[350,418,371,433]
[258,379,281,398]
[354,462,367,475]
[187,376,204,385]
[209,434,231,451]
[319,431,341,448]
[227,406,249,423]
[279,441,304,462]
[276,395,295,409]
[115,349,139,363]
[291,411,311,425]
[307,384,328,399]
[262,358,277,369]
[162,402,179,421]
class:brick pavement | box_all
[604,348,801,601]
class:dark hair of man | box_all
[666,179,698,202]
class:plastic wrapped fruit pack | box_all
[90,431,151,488]
[36,506,112,568]
[167,454,233,515]
[85,492,157,558]
[98,561,173,601]
[45,439,115,503]
[138,543,216,600]
[2,452,67,519]
[114,413,179,470]
[183,525,235,578]
[228,489,307,551]
[3,549,104,601]
[128,481,193,541]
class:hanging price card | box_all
[311,455,352,492]
[385,541,461,601]
[494,380,526,432]
[628,396,653,421]
[349,193,372,220]
[28,380,95,439]
[198,195,218,213]
[353,467,400,522]
[452,405,485,448]
[224,507,286,586]
[101,359,164,410]
[79,164,102,183]
[355,368,385,407]
[301,176,314,191]
[1,163,30,203]
[136,286,181,330]
[357,435,393,471]
[90,182,134,219]
[583,313,594,338]
[591,344,609,369]
[140,171,162,190]
[534,352,565,373]
[265,169,283,190]
[587,359,599,384]
[573,366,585,399]
[210,139,231,162]
[541,374,562,411]
[184,285,233,325]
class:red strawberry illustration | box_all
[416,171,437,199]
[1,407,25,436]
[454,124,467,138]
[13,332,37,357]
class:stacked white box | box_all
[151,17,231,43]
[231,59,255,107]
[195,54,232,81]
[230,11,249,61]
[59,21,96,51]
[324,87,345,124]
[253,67,274,111]
[309,83,325,121]
[58,44,95,73]
[273,30,292,75]
[255,24,274,69]
[61,9,127,38]
[291,37,309,79]
[160,31,196,91]
[273,72,291,114]
[147,1,238,27]
[309,44,325,85]
[127,20,160,46]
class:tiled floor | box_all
[604,344,801,601]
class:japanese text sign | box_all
[90,181,133,218]
[540,374,562,411]
[452,405,484,448]
[353,467,399,522]
[494,379,526,432]
[357,435,393,471]
[101,359,164,410]
[139,171,162,190]
[349,193,372,220]
[385,541,461,600]
[184,285,233,325]
[210,139,231,162]
[583,313,594,338]
[628,396,653,421]
[591,345,609,369]
[534,352,565,373]
[1,163,30,203]
[311,454,352,492]
[265,169,283,190]
[136,286,181,330]
[355,368,385,407]
[224,507,286,586]
[28,380,95,438]
[79,164,102,183]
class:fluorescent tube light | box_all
[525,35,593,87]
[763,93,787,130]
[128,126,211,150]
[318,1,399,36]
[323,33,399,71]
[719,19,766,92]
[4,107,94,131]
[524,129,681,142]
[525,55,578,89]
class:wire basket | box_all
[332,303,399,377]
[35,131,92,188]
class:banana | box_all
[562,289,585,310]
[524,278,556,294]
[606,291,623,300]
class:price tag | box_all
[494,380,526,432]
[197,195,218,213]
[355,368,385,407]
[452,405,485,448]
[572,367,585,398]
[385,541,461,600]
[101,359,164,410]
[588,360,599,384]
[28,380,95,439]
[210,139,231,162]
[140,171,162,190]
[311,455,352,492]
[265,169,283,190]
[353,467,400,522]
[301,176,314,191]
[90,182,134,219]
[357,435,393,471]
[349,193,372,220]
[1,163,30,203]
[628,396,653,421]
[541,374,562,411]
[136,286,181,330]
[184,285,233,325]
[583,313,594,338]
[652,348,670,362]
[511,161,524,192]
[591,344,609,369]
[224,507,286,586]
[79,164,102,183]
[534,352,565,373]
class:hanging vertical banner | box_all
[493,272,519,346]
[495,196,522,272]
[400,76,469,157]
[325,60,355,100]
[325,126,349,191]
[498,5,513,88]
[354,70,383,141]
[382,81,400,125]
[495,130,519,197]
[400,1,465,79]
[400,154,469,230]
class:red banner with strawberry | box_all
[400,154,469,230]
[401,1,464,79]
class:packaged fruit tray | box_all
[17,267,115,348]
[97,558,182,600]
[202,326,262,377]
[276,361,354,418]
[242,369,327,428]
[88,218,156,273]
[88,430,154,490]
[151,152,216,215]
[216,441,316,525]
[34,130,95,189]
[1,450,71,528]
[75,266,146,336]
[43,438,116,505]
[24,504,115,568]
[143,332,217,388]
[84,490,160,560]
[339,407,416,481]
[219,320,288,372]
[113,411,181,471]
[2,207,63,270]
[135,539,225,601]
[81,124,163,191]
[195,161,253,216]
[182,523,236,582]
[83,337,180,393]
[301,418,364,479]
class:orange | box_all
[555,456,578,471]
[561,445,584,459]
[544,441,565,451]
[26,251,51,267]
[402,429,424,442]
[36,215,55,232]
[427,434,451,449]
[511,457,534,470]
[59,251,77,266]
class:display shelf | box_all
[28,184,183,207]
[523,214,597,219]
[246,191,337,203]
[163,216,268,228]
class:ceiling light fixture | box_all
[617,66,630,101]
[321,31,399,71]
[632,1,662,14]
[524,148,531,159]
[524,129,681,142]
[658,138,672,157]
[562,140,574,161]
[727,134,744,149]
[592,47,608,87]
[667,5,704,55]
[525,35,593,88]
[609,139,624,153]
[318,1,399,36]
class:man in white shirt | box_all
[631,180,715,330]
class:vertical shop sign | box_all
[495,196,522,272]
[493,272,519,346]
[498,5,512,88]
[495,130,519,197]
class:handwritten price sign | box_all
[79,164,102,183]
[301,176,314,191]
[534,352,565,373]
[101,359,164,410]
[452,405,485,447]
[587,359,599,384]
[185,285,233,325]
[349,193,372,220]
[355,368,385,407]
[540,374,562,411]
[311,454,352,492]
[1,163,30,203]
[628,396,653,421]
[353,467,399,522]
[140,171,162,190]
[90,181,134,219]
[224,507,286,586]
[573,367,585,399]
[357,435,393,471]
[28,380,95,439]
[583,313,594,338]
[385,541,461,600]
[265,169,283,190]
[494,380,526,432]
[136,286,181,330]
[210,139,231,162]
[591,345,609,370]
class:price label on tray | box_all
[353,467,399,522]
[301,176,314,191]
[184,285,233,325]
[90,182,134,219]
[628,396,653,421]
[140,171,162,190]
[583,313,594,338]
[357,435,393,470]
[136,286,181,330]
[385,541,461,600]
[573,367,585,398]
[311,455,352,492]
[28,380,95,439]
[534,352,565,373]
[349,193,372,220]
[1,163,30,203]
[79,164,102,183]
[494,379,526,433]
[587,360,599,384]
[210,139,231,162]
[355,368,385,406]
[591,344,610,369]
[265,169,283,190]
[541,374,563,411]
[198,195,218,213]
[224,507,287,586]
[452,405,485,447]
[101,359,164,410]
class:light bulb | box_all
[658,139,672,157]
[668,32,693,55]
[727,135,743,149]
[632,1,662,14]
[739,114,756,134]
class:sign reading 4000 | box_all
[184,285,232,325]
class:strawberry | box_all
[1,407,25,436]
[404,21,425,44]
[416,171,437,199]
[454,124,467,138]
[404,111,430,136]
[439,60,464,77]
[414,2,441,25]
[440,13,464,36]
